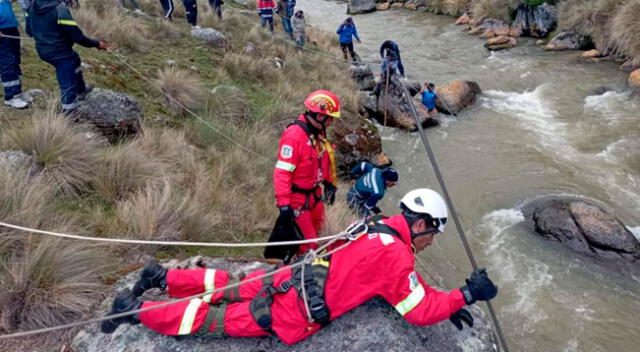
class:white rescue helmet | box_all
[399,188,448,233]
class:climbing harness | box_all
[400,80,511,352]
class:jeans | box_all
[261,15,274,33]
[346,187,370,217]
[281,17,292,37]
[43,51,87,112]
[0,27,22,100]
[295,34,305,49]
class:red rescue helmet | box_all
[304,90,341,118]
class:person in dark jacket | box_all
[379,40,404,77]
[276,0,294,39]
[347,162,398,216]
[27,0,109,113]
[208,0,223,19]
[257,0,275,34]
[336,17,360,62]
[1,0,29,109]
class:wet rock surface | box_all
[523,197,640,264]
[434,80,481,115]
[545,31,592,51]
[347,0,376,14]
[512,3,557,38]
[72,257,498,352]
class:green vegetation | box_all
[0,1,358,347]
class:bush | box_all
[1,111,99,195]
[155,66,205,117]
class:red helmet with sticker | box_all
[304,90,341,118]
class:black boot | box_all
[132,260,168,297]
[100,288,142,334]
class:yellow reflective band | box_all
[394,285,425,316]
[202,269,216,303]
[275,160,296,172]
[178,299,203,335]
[311,257,329,267]
[57,20,78,26]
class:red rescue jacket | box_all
[271,214,467,344]
[273,115,333,207]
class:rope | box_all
[399,79,511,352]
[0,220,343,247]
[0,233,353,340]
[383,61,390,126]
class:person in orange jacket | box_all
[266,90,340,261]
[100,188,498,344]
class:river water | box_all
[297,1,640,351]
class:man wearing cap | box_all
[347,161,398,217]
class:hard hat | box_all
[382,168,398,182]
[399,188,448,233]
[304,90,341,118]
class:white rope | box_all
[0,220,343,247]
[0,234,352,339]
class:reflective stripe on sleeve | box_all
[178,299,203,335]
[2,80,20,88]
[57,20,78,26]
[202,269,216,303]
[275,160,296,172]
[394,285,425,316]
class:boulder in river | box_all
[350,64,376,91]
[72,88,143,143]
[484,36,517,51]
[628,69,640,94]
[512,3,557,38]
[347,0,376,14]
[523,197,640,264]
[71,257,498,352]
[434,80,481,115]
[455,13,471,25]
[376,2,390,10]
[544,31,592,51]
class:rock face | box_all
[455,13,471,25]
[360,75,437,130]
[544,31,592,51]
[72,88,143,143]
[191,28,229,48]
[629,69,640,94]
[523,197,640,263]
[0,150,41,175]
[435,80,481,115]
[350,64,376,91]
[347,0,376,14]
[71,257,498,352]
[512,3,557,38]
[485,36,517,51]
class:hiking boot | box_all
[191,25,201,30]
[4,96,29,109]
[100,288,142,334]
[132,260,168,297]
[77,84,93,101]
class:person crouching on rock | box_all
[100,188,498,344]
[27,0,109,114]
[420,82,438,117]
[346,161,398,217]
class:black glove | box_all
[449,308,474,331]
[460,268,498,305]
[371,206,382,215]
[323,181,337,206]
[278,205,295,222]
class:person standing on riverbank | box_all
[420,82,438,117]
[346,161,398,217]
[257,0,276,34]
[291,10,305,49]
[208,0,223,19]
[336,17,360,63]
[276,0,294,39]
[1,0,29,109]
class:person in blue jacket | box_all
[336,17,360,63]
[379,40,404,77]
[420,82,438,117]
[27,0,109,114]
[346,162,398,217]
[0,0,29,109]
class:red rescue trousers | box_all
[291,192,324,254]
[138,268,320,344]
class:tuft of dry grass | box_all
[608,0,640,65]
[429,0,473,16]
[74,5,150,53]
[1,111,99,195]
[471,0,517,23]
[558,0,624,53]
[206,86,251,127]
[319,185,358,237]
[155,66,205,117]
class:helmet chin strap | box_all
[410,228,439,240]
[304,112,326,134]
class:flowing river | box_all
[297,1,640,351]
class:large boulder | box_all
[512,3,557,38]
[347,0,377,14]
[435,80,481,115]
[629,69,640,94]
[0,150,41,175]
[361,75,437,130]
[72,88,143,143]
[71,257,498,352]
[191,28,230,48]
[484,36,517,51]
[544,31,592,51]
[350,64,376,91]
[523,197,640,263]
